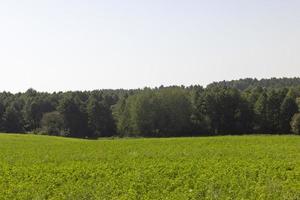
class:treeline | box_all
[208,77,300,91]
[0,78,300,138]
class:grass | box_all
[0,134,299,199]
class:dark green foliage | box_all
[2,104,24,133]
[280,96,299,132]
[254,92,269,132]
[58,95,88,138]
[252,89,298,133]
[190,86,211,134]
[290,113,300,134]
[199,86,254,135]
[266,90,286,132]
[208,77,300,91]
[24,98,55,131]
[0,78,300,137]
[0,101,5,131]
[296,97,300,111]
[41,111,65,136]
[115,88,193,137]
[87,97,115,137]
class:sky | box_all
[0,0,299,93]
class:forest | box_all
[0,77,300,138]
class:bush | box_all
[290,113,300,134]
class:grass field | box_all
[0,134,299,199]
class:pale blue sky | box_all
[0,0,299,92]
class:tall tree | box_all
[41,111,65,136]
[202,86,248,135]
[24,98,54,131]
[0,101,5,131]
[115,88,193,137]
[2,104,24,133]
[58,96,88,137]
[279,96,298,133]
[266,90,286,132]
[290,113,300,134]
[254,92,269,132]
[87,97,115,137]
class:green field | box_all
[0,134,299,199]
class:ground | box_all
[0,134,299,199]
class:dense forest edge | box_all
[1,77,300,138]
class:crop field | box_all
[0,134,299,199]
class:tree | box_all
[296,97,300,112]
[0,78,299,138]
[207,77,300,91]
[290,113,300,134]
[23,98,54,131]
[244,86,263,107]
[254,92,269,132]
[156,88,193,136]
[115,88,193,137]
[124,90,161,137]
[202,86,249,135]
[190,86,211,135]
[2,104,24,133]
[234,98,254,133]
[0,101,5,131]
[279,96,298,133]
[58,95,88,138]
[266,89,286,133]
[87,97,115,137]
[41,111,65,136]
[113,96,131,137]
